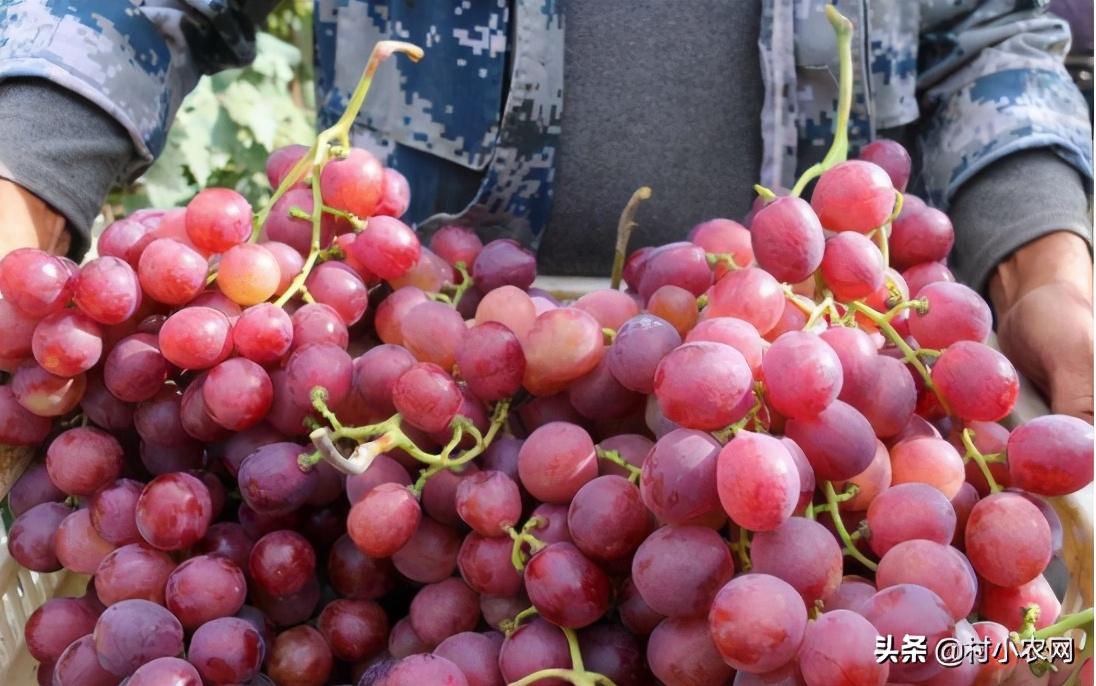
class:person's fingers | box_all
[0,179,69,257]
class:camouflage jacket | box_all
[0,1,1090,248]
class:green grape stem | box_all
[594,447,641,484]
[960,428,1003,494]
[506,627,618,686]
[790,5,853,197]
[610,187,652,290]
[823,481,877,571]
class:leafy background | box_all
[103,1,316,222]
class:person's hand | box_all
[0,179,70,258]
[990,231,1094,422]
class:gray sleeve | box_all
[0,78,137,258]
[947,148,1092,294]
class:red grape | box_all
[820,231,885,301]
[876,539,976,621]
[811,160,897,233]
[858,584,955,682]
[25,597,97,664]
[55,507,115,574]
[522,307,605,396]
[46,427,123,496]
[185,187,252,253]
[716,431,799,531]
[51,633,122,686]
[798,609,889,686]
[348,482,421,557]
[135,472,213,551]
[138,238,208,305]
[785,400,876,480]
[94,543,176,605]
[0,248,73,317]
[93,599,184,677]
[708,573,806,673]
[632,525,734,618]
[965,492,1051,587]
[328,534,397,600]
[203,357,274,430]
[909,281,991,349]
[638,242,712,300]
[165,554,246,628]
[249,529,316,596]
[980,574,1061,631]
[318,598,388,663]
[763,331,843,418]
[750,516,843,604]
[73,256,142,325]
[103,333,170,403]
[30,310,101,377]
[750,196,825,283]
[932,341,1019,421]
[498,618,570,685]
[392,361,462,432]
[608,313,682,394]
[347,215,421,279]
[654,342,751,430]
[1007,414,1094,496]
[858,139,911,191]
[409,577,482,644]
[158,306,233,370]
[706,267,784,334]
[568,475,651,562]
[475,284,536,339]
[392,514,462,583]
[320,147,384,217]
[217,242,281,305]
[472,239,536,292]
[867,482,956,556]
[517,421,597,504]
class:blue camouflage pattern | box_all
[0,0,1089,246]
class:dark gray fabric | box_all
[948,148,1092,293]
[537,0,764,276]
[0,78,135,257]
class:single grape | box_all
[522,307,605,396]
[647,617,735,686]
[866,482,956,556]
[654,342,751,430]
[690,217,754,271]
[266,143,309,187]
[165,554,247,628]
[810,160,897,233]
[980,575,1061,631]
[647,284,700,337]
[890,205,954,271]
[784,400,877,480]
[705,267,784,335]
[889,436,965,499]
[708,573,806,673]
[401,299,466,369]
[392,362,463,432]
[798,609,889,686]
[94,543,176,605]
[750,196,825,283]
[433,631,504,686]
[472,239,536,292]
[320,147,384,217]
[820,231,886,301]
[822,575,877,612]
[715,431,798,531]
[125,657,202,686]
[291,301,349,349]
[51,633,123,686]
[262,188,333,255]
[0,248,74,317]
[858,584,955,682]
[7,462,64,517]
[574,289,641,331]
[455,322,526,403]
[55,507,115,574]
[632,525,734,618]
[454,470,522,536]
[457,531,523,596]
[908,281,991,349]
[217,242,281,306]
[637,242,712,301]
[498,618,570,685]
[832,439,891,511]
[328,534,397,600]
[608,313,682,394]
[29,309,101,377]
[203,357,274,430]
[193,522,255,571]
[517,421,597,504]
[138,238,208,306]
[854,355,916,438]
[965,492,1051,587]
[568,475,651,562]
[98,216,158,267]
[73,256,142,325]
[1007,414,1094,496]
[858,138,911,190]
[750,516,842,604]
[25,597,98,664]
[876,539,977,621]
[475,284,537,339]
[305,260,369,324]
[185,187,252,252]
[239,441,318,514]
[103,333,170,403]
[11,361,87,416]
[408,577,482,646]
[763,331,843,419]
[46,426,123,496]
[932,341,1019,422]
[249,529,317,596]
[317,599,389,663]
[93,599,184,677]
[348,482,422,557]
[391,514,461,584]
[347,215,421,279]
[158,306,233,370]
[7,501,70,572]
[135,472,213,551]
[189,617,265,684]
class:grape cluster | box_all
[2,39,1095,686]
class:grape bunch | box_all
[2,26,1094,686]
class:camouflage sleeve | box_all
[0,1,278,178]
[917,0,1094,209]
